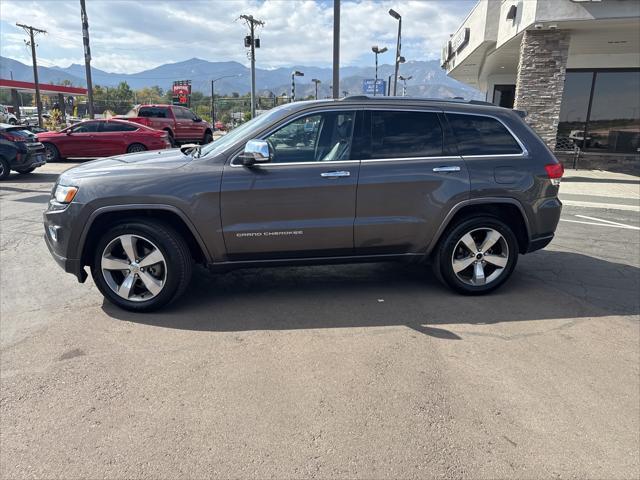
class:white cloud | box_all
[0,0,474,73]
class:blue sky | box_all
[0,0,476,73]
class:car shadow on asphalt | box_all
[103,250,639,339]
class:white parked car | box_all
[0,105,18,125]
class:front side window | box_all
[264,111,356,163]
[447,113,522,155]
[71,122,100,133]
[371,111,443,158]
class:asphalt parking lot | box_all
[1,162,639,479]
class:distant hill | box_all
[0,56,481,100]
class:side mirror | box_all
[239,139,271,166]
[193,117,202,123]
[66,130,73,135]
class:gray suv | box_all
[44,97,563,311]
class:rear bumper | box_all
[11,150,46,170]
[526,234,554,253]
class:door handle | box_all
[432,166,461,172]
[320,171,351,178]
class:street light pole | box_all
[332,0,340,99]
[312,78,321,100]
[389,8,402,96]
[210,74,241,125]
[291,70,304,102]
[371,46,388,96]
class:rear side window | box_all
[371,111,443,158]
[447,113,522,155]
[101,122,138,132]
[138,107,168,118]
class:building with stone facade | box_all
[442,0,640,173]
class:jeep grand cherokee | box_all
[44,97,563,311]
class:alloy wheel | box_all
[451,227,509,286]
[101,234,167,302]
[44,144,56,162]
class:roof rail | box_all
[340,95,495,106]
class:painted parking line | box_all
[560,214,640,231]
[561,199,640,212]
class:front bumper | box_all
[43,203,88,283]
[44,232,87,282]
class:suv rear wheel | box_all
[91,220,192,312]
[434,216,518,295]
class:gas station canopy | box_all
[0,79,87,96]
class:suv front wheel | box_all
[434,216,518,295]
[91,220,192,311]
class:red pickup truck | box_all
[124,105,213,146]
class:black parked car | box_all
[44,97,563,311]
[0,123,47,180]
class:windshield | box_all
[199,106,291,158]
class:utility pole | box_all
[332,0,340,99]
[17,23,46,128]
[240,14,264,118]
[79,0,95,118]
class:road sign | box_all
[362,79,386,95]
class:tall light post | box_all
[371,45,388,96]
[399,75,412,96]
[311,78,321,100]
[388,8,402,96]
[211,74,241,126]
[291,70,304,102]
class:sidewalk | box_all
[560,169,640,212]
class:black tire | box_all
[433,216,518,295]
[43,142,60,162]
[0,157,10,180]
[17,167,36,174]
[126,143,147,153]
[91,220,193,312]
[165,130,176,147]
[8,118,17,125]
[202,131,213,144]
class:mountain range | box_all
[0,55,481,100]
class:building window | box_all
[557,69,640,154]
[492,85,515,109]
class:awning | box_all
[0,79,87,96]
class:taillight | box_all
[545,163,564,186]
[1,132,26,142]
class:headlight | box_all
[53,185,79,204]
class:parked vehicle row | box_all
[0,123,46,180]
[44,97,563,311]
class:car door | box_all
[220,109,364,260]
[173,107,192,141]
[354,109,470,255]
[97,121,136,155]
[60,121,102,157]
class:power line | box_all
[16,23,46,128]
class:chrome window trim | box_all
[362,155,461,163]
[443,110,529,158]
[229,107,361,167]
[230,160,361,168]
